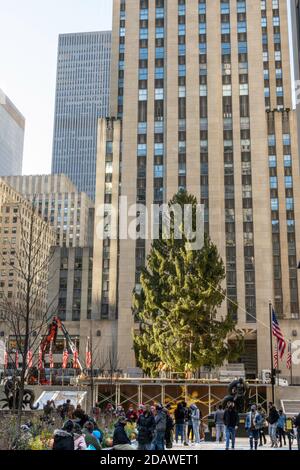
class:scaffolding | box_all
[83,378,270,419]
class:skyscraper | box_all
[93,0,300,378]
[52,31,111,201]
[0,89,25,177]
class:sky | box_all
[0,0,113,175]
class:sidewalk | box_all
[172,438,294,451]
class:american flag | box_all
[272,309,286,359]
[49,340,54,369]
[27,349,33,368]
[287,341,292,370]
[86,337,92,369]
[4,350,8,369]
[73,348,79,369]
[38,345,43,370]
[274,341,278,370]
[62,340,69,369]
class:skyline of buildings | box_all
[0,89,25,178]
[51,31,112,201]
[1,1,300,382]
[3,174,94,248]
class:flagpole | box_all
[269,301,275,403]
[290,340,293,386]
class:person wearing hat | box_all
[83,421,102,450]
[52,420,75,451]
[113,417,135,450]
[137,405,155,450]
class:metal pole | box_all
[290,340,293,386]
[269,302,275,403]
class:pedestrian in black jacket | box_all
[224,403,239,450]
[295,412,300,450]
[137,406,155,450]
[113,417,134,450]
[175,403,185,444]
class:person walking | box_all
[224,402,239,450]
[187,407,194,444]
[277,409,287,448]
[215,404,225,443]
[294,412,300,450]
[257,405,267,447]
[151,404,167,451]
[174,402,185,445]
[190,404,201,445]
[245,405,261,451]
[113,417,135,450]
[137,405,155,450]
[267,402,279,448]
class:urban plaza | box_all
[1,0,300,462]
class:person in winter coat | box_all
[73,423,87,450]
[267,403,279,448]
[224,402,239,450]
[165,408,175,449]
[113,417,135,450]
[190,404,201,445]
[126,405,138,423]
[277,409,287,447]
[245,405,263,450]
[74,405,89,428]
[174,403,185,444]
[83,421,102,450]
[152,405,167,451]
[294,412,300,450]
[52,420,75,451]
[137,405,155,450]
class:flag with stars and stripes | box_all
[287,341,292,370]
[274,341,278,370]
[272,309,286,359]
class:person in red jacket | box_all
[126,404,138,423]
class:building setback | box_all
[0,89,25,177]
[3,174,94,248]
[51,31,112,201]
[0,178,55,336]
[93,0,300,379]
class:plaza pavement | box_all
[172,438,295,451]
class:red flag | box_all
[287,341,292,370]
[27,349,33,368]
[86,337,92,369]
[4,350,8,369]
[49,340,54,369]
[38,345,43,370]
[62,340,69,369]
[15,350,19,369]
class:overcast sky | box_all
[0,0,113,175]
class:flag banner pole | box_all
[269,302,275,403]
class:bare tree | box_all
[0,199,55,429]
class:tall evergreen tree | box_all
[133,191,242,376]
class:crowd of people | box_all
[38,398,300,451]
[213,401,300,451]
